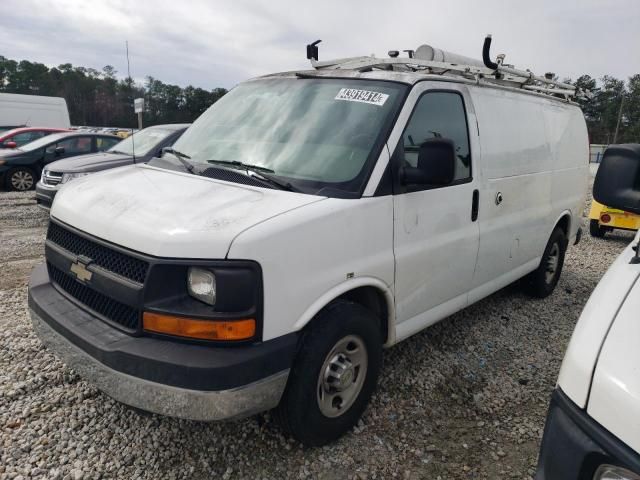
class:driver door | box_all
[392,83,480,340]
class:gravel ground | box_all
[0,186,635,480]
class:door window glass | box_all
[54,136,93,155]
[402,92,471,181]
[96,137,120,151]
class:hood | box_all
[51,164,325,258]
[557,232,640,408]
[587,272,640,453]
[46,152,133,173]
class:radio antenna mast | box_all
[126,40,136,163]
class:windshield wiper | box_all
[163,147,197,174]
[108,150,128,155]
[206,160,301,192]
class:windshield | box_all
[109,127,175,156]
[171,78,406,196]
[18,132,69,152]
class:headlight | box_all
[594,465,640,480]
[61,172,90,184]
[187,267,216,305]
[0,159,6,165]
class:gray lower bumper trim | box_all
[30,309,289,421]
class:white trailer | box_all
[0,93,70,130]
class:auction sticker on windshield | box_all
[335,88,389,106]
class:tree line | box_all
[0,55,638,144]
[0,56,227,128]
[573,74,640,144]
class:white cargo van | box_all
[536,144,640,480]
[0,93,71,131]
[28,37,589,446]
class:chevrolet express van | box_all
[537,144,640,479]
[28,41,589,446]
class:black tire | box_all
[589,219,607,238]
[274,300,382,446]
[5,167,36,191]
[523,228,567,298]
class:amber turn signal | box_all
[143,312,256,341]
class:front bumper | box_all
[536,388,640,479]
[28,263,296,421]
[35,181,58,210]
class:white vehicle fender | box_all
[550,209,572,239]
[292,276,396,346]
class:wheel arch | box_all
[292,277,395,347]
[552,210,572,240]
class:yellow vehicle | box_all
[589,200,640,237]
[115,129,132,139]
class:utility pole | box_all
[612,94,625,144]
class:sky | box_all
[1,0,639,90]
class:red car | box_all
[0,127,70,149]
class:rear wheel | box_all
[523,228,567,298]
[589,219,607,238]
[274,300,382,446]
[6,167,36,191]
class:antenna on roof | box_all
[125,40,136,163]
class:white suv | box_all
[29,42,589,446]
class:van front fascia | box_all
[44,218,264,344]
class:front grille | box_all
[48,263,139,330]
[47,222,149,284]
[201,167,274,189]
[42,171,62,186]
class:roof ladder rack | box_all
[304,36,590,101]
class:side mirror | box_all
[401,138,456,186]
[4,141,17,149]
[593,144,640,215]
[55,146,65,155]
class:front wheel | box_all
[274,300,382,446]
[6,167,36,191]
[523,228,567,298]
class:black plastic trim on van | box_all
[28,263,298,391]
[536,388,640,480]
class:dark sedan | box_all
[0,132,120,191]
[35,123,189,209]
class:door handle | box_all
[471,189,479,222]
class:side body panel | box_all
[0,93,71,128]
[468,86,588,303]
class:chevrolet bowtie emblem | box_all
[70,260,92,283]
